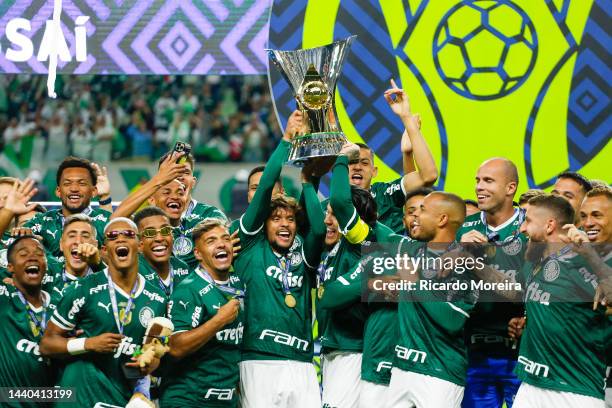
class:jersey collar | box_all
[103,269,145,298]
[480,208,520,232]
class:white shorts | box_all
[385,368,463,408]
[359,380,388,408]
[514,383,604,408]
[239,360,321,408]
[322,351,362,408]
[606,388,612,408]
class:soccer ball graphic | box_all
[433,0,538,100]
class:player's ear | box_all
[194,248,202,261]
[372,165,378,179]
[55,186,61,200]
[147,197,155,206]
[438,213,449,228]
[506,181,517,196]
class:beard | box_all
[525,241,546,263]
[61,197,90,214]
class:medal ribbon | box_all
[157,266,174,297]
[317,242,340,288]
[276,254,292,296]
[481,208,525,245]
[197,266,245,299]
[106,271,139,335]
[16,290,47,336]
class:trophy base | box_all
[287,132,348,167]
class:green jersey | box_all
[516,251,607,399]
[160,268,244,407]
[42,257,94,306]
[234,139,324,363]
[24,207,111,258]
[318,234,409,385]
[173,202,228,270]
[0,285,54,407]
[456,210,527,355]
[138,254,190,298]
[370,178,407,234]
[394,242,476,386]
[50,270,167,407]
[317,235,371,352]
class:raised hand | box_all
[92,163,111,198]
[384,78,412,119]
[213,298,240,326]
[156,152,191,186]
[283,110,305,142]
[339,142,360,159]
[77,242,101,266]
[4,179,38,215]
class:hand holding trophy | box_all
[268,36,356,170]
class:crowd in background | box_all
[0,74,281,163]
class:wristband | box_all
[67,338,87,355]
[99,197,112,206]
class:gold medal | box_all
[119,308,132,326]
[285,294,296,308]
[317,286,325,300]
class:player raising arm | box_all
[233,110,325,408]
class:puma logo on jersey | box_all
[16,339,43,361]
[259,329,309,351]
[97,302,112,313]
[113,336,137,359]
[204,388,234,401]
[518,356,549,378]
[47,230,57,239]
[178,300,190,309]
[68,297,86,319]
[395,345,427,363]
[265,266,303,288]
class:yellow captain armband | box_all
[344,218,370,244]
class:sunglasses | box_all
[140,226,173,239]
[105,230,137,240]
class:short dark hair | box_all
[7,235,42,264]
[192,218,229,243]
[557,171,592,193]
[247,165,266,187]
[405,187,434,204]
[519,189,545,205]
[528,194,575,226]
[133,206,169,229]
[351,185,377,227]
[56,157,97,186]
[585,186,612,201]
[158,150,195,170]
[464,199,479,208]
[355,143,374,160]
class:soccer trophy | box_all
[267,36,356,167]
